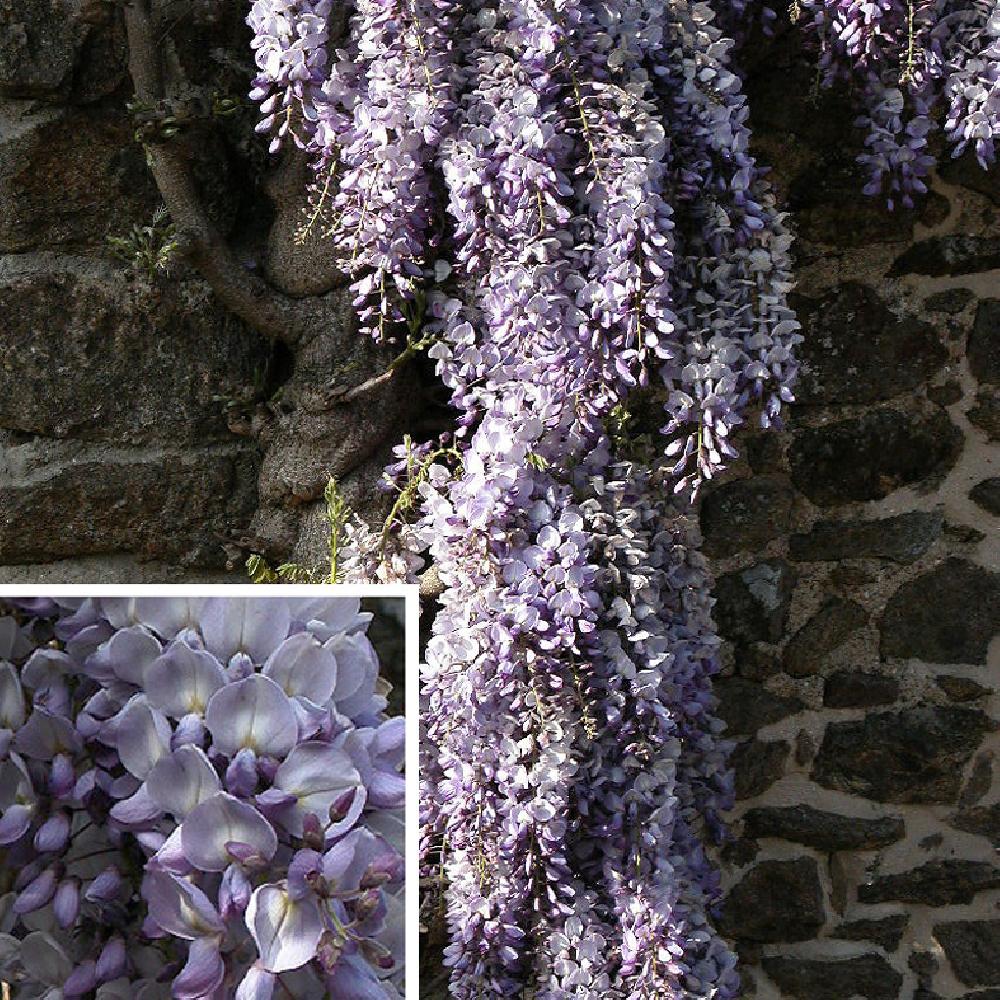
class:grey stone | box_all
[792,283,946,404]
[970,478,1000,516]
[969,388,1000,440]
[824,670,900,708]
[0,0,88,98]
[813,706,996,803]
[789,407,962,506]
[743,804,905,852]
[0,257,270,445]
[971,300,1000,384]
[762,955,903,1000]
[890,237,1000,277]
[0,105,159,252]
[783,599,869,677]
[789,512,943,564]
[714,560,796,645]
[880,559,1000,665]
[0,436,257,567]
[719,858,825,943]
[859,860,1000,906]
[935,921,1000,987]
[950,804,1000,847]
[699,476,795,557]
[961,753,995,808]
[925,288,976,314]
[832,915,909,952]
[716,678,803,736]
[928,379,964,406]
[731,739,790,800]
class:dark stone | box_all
[957,993,1000,1000]
[763,955,903,1000]
[812,706,996,803]
[795,728,816,766]
[0,0,89,98]
[789,407,962,506]
[791,283,946,404]
[700,476,795,557]
[783,599,869,677]
[832,915,908,952]
[925,288,976,314]
[937,675,992,702]
[859,860,1000,906]
[920,833,945,850]
[880,559,1000,665]
[745,432,786,473]
[939,149,1000,205]
[789,512,943,564]
[928,379,964,406]
[719,858,825,943]
[743,804,905,852]
[0,107,160,253]
[0,437,258,567]
[0,260,270,445]
[971,300,1000,384]
[731,739,790,799]
[950,803,1000,847]
[889,237,1000,277]
[935,921,1000,987]
[910,947,940,982]
[945,522,988,544]
[824,671,900,708]
[969,387,1000,440]
[970,478,1000,516]
[735,643,782,682]
[919,190,951,228]
[716,678,803,736]
[714,560,797,645]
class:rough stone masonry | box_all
[0,3,998,998]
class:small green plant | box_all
[247,477,352,585]
[107,207,180,279]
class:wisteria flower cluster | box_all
[766,0,1000,207]
[0,597,404,1000]
[246,1,804,996]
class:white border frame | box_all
[0,584,422,997]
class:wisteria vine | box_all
[0,598,404,999]
[244,0,997,996]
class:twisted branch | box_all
[124,0,327,345]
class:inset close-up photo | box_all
[0,593,409,999]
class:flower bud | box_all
[53,878,80,928]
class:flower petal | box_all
[181,792,277,872]
[132,598,204,640]
[245,883,323,973]
[263,633,337,704]
[116,698,170,779]
[273,742,361,837]
[92,626,162,686]
[205,675,297,759]
[141,869,224,940]
[15,708,81,760]
[0,663,24,729]
[235,966,275,1000]
[0,804,32,845]
[109,782,161,826]
[145,642,226,719]
[173,938,225,1000]
[200,599,291,665]
[147,746,221,819]
[288,597,361,634]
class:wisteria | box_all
[0,597,404,999]
[243,0,998,996]
[776,0,1000,207]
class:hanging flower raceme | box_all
[245,0,810,996]
[0,598,405,1000]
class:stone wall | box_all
[0,5,998,998]
[0,1,268,581]
[705,34,1000,1000]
